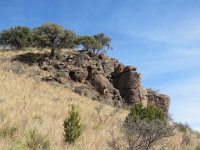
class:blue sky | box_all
[1,0,200,130]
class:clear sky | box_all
[1,0,200,130]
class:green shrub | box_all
[76,36,99,52]
[120,103,173,150]
[125,103,166,124]
[63,105,82,144]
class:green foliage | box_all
[119,103,172,150]
[94,32,112,53]
[32,23,65,49]
[63,105,82,144]
[0,24,112,55]
[76,35,100,51]
[0,26,31,49]
[125,103,166,124]
[62,29,77,49]
[0,23,112,56]
[76,33,112,53]
[32,23,76,58]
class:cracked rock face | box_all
[38,50,170,113]
[117,70,141,104]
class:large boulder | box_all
[90,74,114,94]
[117,67,143,104]
[113,63,125,78]
[146,89,170,114]
[75,52,90,67]
[69,68,88,82]
[102,59,115,76]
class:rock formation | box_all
[38,50,170,113]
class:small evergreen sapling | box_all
[63,105,82,144]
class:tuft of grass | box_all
[0,125,18,139]
[0,111,6,123]
[13,129,50,150]
[176,122,190,133]
[32,115,43,124]
[92,124,102,131]
[195,143,200,150]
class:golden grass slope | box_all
[0,50,127,150]
[0,49,199,150]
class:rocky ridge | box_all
[16,50,170,113]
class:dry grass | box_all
[0,49,199,150]
[0,49,127,150]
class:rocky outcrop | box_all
[35,50,170,113]
[146,89,170,114]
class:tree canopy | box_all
[94,32,112,53]
[76,33,112,53]
[32,23,77,58]
[0,23,113,56]
[0,26,31,49]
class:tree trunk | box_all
[50,48,55,59]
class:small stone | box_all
[124,66,137,72]
[55,77,68,84]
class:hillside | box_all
[0,49,199,150]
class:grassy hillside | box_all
[0,49,199,150]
